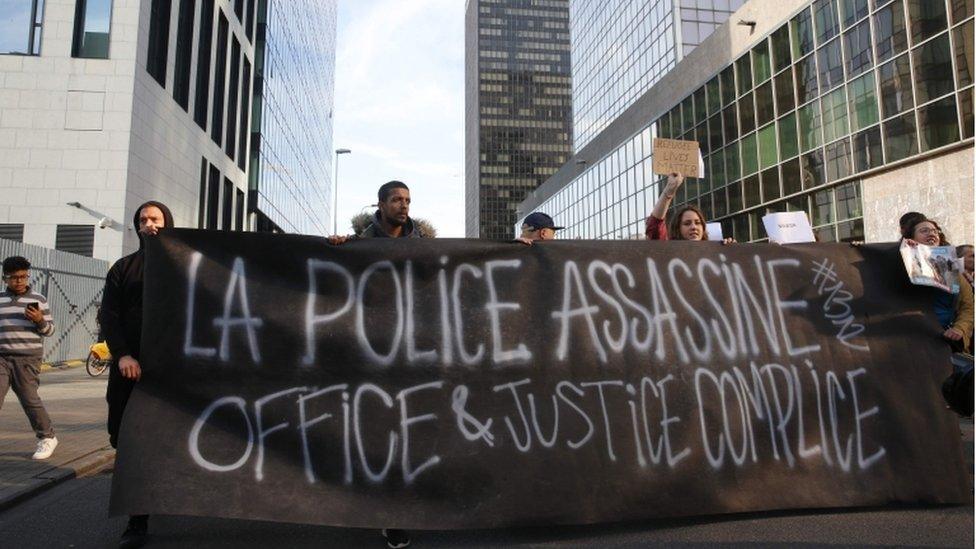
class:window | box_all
[843,20,873,77]
[1,0,44,55]
[172,0,194,110]
[245,0,256,41]
[918,95,960,151]
[238,59,251,171]
[235,189,245,231]
[852,126,883,171]
[878,54,914,118]
[795,54,820,104]
[814,0,840,45]
[817,38,844,90]
[874,0,908,63]
[211,13,229,145]
[0,224,24,242]
[907,0,948,45]
[55,225,94,257]
[206,165,220,229]
[824,137,852,181]
[146,0,172,85]
[778,112,799,159]
[771,26,792,73]
[194,0,215,129]
[792,7,816,58]
[736,56,753,95]
[799,101,824,151]
[225,36,241,160]
[222,178,233,230]
[774,70,795,115]
[739,92,756,134]
[741,133,759,176]
[821,87,849,142]
[758,123,778,169]
[198,158,207,228]
[883,111,919,161]
[72,0,111,58]
[753,40,772,84]
[912,33,954,104]
[848,72,878,131]
[802,149,826,189]
[755,82,775,126]
[952,20,973,89]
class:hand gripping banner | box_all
[110,230,969,528]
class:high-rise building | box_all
[0,0,337,261]
[464,0,573,239]
[571,0,745,151]
[518,0,974,245]
[249,0,337,235]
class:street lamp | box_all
[333,148,352,235]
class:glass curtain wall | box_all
[524,0,973,243]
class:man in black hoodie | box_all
[99,200,174,549]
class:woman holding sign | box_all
[644,173,735,244]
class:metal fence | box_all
[0,238,109,363]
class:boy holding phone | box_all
[0,256,57,459]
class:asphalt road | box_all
[0,464,971,548]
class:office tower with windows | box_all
[571,0,745,151]
[464,0,573,239]
[518,0,974,245]
[249,0,337,235]
[0,0,337,260]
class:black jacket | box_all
[99,201,175,361]
[358,210,429,238]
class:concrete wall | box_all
[0,0,140,261]
[862,146,975,244]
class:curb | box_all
[0,447,116,513]
[39,359,85,372]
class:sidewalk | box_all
[0,366,115,511]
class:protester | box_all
[956,244,974,288]
[902,215,973,353]
[0,256,57,460]
[899,211,925,238]
[99,201,174,548]
[516,212,561,245]
[645,173,734,243]
[328,180,429,244]
[327,181,417,547]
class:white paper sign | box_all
[706,222,723,241]
[762,211,816,244]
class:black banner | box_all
[111,230,969,528]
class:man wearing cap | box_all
[516,212,562,245]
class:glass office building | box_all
[465,0,573,239]
[520,0,974,243]
[249,0,337,235]
[571,0,745,151]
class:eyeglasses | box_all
[3,275,28,282]
[916,227,941,236]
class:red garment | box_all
[645,215,668,240]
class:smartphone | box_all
[26,303,39,311]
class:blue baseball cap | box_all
[522,212,563,231]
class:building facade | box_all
[571,0,745,152]
[0,0,336,261]
[248,0,336,235]
[464,0,573,239]
[518,0,974,246]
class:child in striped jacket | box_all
[0,255,57,460]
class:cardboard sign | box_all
[653,138,701,177]
[110,231,969,530]
[763,211,816,244]
[706,222,724,241]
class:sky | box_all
[333,0,466,237]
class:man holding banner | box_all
[99,200,175,549]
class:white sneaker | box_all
[32,437,58,460]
